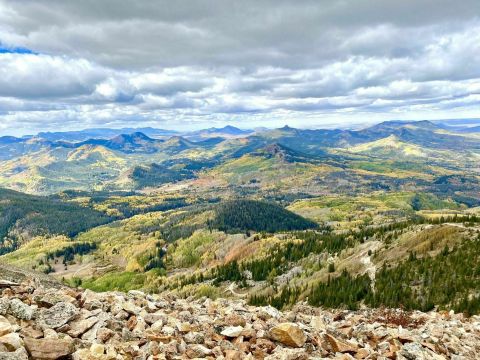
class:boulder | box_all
[269,323,306,348]
[24,338,74,359]
[39,302,78,329]
[8,299,34,321]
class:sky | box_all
[0,0,480,135]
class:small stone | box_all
[311,316,326,330]
[221,326,244,338]
[19,326,43,339]
[127,290,145,299]
[225,349,243,360]
[0,333,23,351]
[0,317,12,337]
[122,301,140,315]
[354,348,370,359]
[121,328,137,341]
[186,344,212,358]
[143,313,164,325]
[72,349,90,360]
[35,290,75,307]
[184,331,205,344]
[256,338,276,353]
[177,322,191,332]
[225,313,247,327]
[267,347,310,359]
[67,316,98,337]
[90,343,105,357]
[144,329,171,343]
[240,328,256,338]
[80,290,104,311]
[150,319,164,331]
[0,347,28,360]
[0,300,8,316]
[126,315,137,331]
[270,323,306,348]
[162,325,175,336]
[259,306,281,320]
[325,333,358,354]
[97,327,115,343]
[43,328,58,339]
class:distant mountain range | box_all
[1,119,480,195]
[10,125,256,143]
[2,120,479,157]
[33,127,179,141]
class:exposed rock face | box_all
[0,279,479,359]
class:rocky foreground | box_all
[0,280,479,359]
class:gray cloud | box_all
[0,0,479,134]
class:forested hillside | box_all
[0,188,112,254]
[212,200,318,233]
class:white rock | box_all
[221,326,244,338]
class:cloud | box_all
[0,53,108,99]
[0,0,479,134]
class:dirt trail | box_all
[360,255,376,291]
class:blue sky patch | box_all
[0,46,37,55]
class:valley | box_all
[1,120,480,317]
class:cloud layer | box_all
[0,0,480,134]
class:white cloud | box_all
[0,53,108,98]
[0,0,480,134]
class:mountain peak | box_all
[371,120,438,131]
[222,125,239,131]
[205,125,252,135]
[111,132,152,143]
[254,142,309,163]
[163,136,194,147]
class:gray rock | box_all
[66,316,99,337]
[8,299,34,321]
[39,302,78,329]
[400,342,444,360]
[0,299,8,316]
[184,331,205,344]
[186,344,212,358]
[0,347,28,360]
